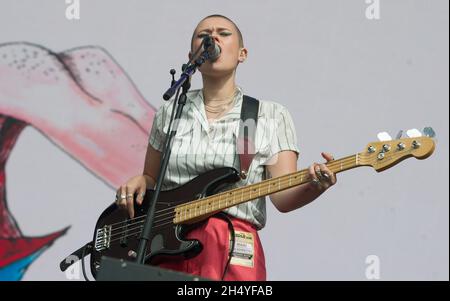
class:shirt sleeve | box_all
[263,105,300,165]
[148,106,166,152]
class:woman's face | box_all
[190,17,247,78]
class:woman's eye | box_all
[197,32,231,39]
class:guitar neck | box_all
[173,153,365,224]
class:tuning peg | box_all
[395,130,403,139]
[423,127,436,138]
[377,131,392,141]
[406,128,422,138]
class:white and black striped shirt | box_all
[148,87,299,229]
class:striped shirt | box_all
[148,87,299,229]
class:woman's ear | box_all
[238,47,248,63]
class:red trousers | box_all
[157,216,266,281]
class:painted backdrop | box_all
[0,0,448,280]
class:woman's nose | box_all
[210,33,220,42]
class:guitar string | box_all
[107,221,174,246]
[102,156,362,242]
[101,148,415,246]
[105,155,359,232]
[108,138,423,230]
[101,146,414,243]
[105,155,358,236]
[108,209,174,233]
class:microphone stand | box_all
[135,48,212,265]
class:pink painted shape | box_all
[0,42,157,188]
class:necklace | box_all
[204,88,238,115]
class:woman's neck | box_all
[201,72,237,105]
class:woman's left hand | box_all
[308,152,337,191]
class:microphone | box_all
[203,36,221,62]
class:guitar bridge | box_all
[94,225,112,251]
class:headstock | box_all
[359,128,436,172]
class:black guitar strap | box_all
[237,95,259,179]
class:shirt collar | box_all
[188,86,244,131]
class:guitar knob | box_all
[368,146,376,153]
[128,250,137,258]
[412,140,421,149]
[382,144,391,152]
[423,127,436,138]
[377,152,385,160]
[397,142,405,150]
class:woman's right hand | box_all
[115,175,147,218]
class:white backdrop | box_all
[0,0,448,280]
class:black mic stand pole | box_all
[135,48,212,265]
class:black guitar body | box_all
[90,167,240,278]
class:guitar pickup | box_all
[120,218,130,247]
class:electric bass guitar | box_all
[90,132,435,277]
